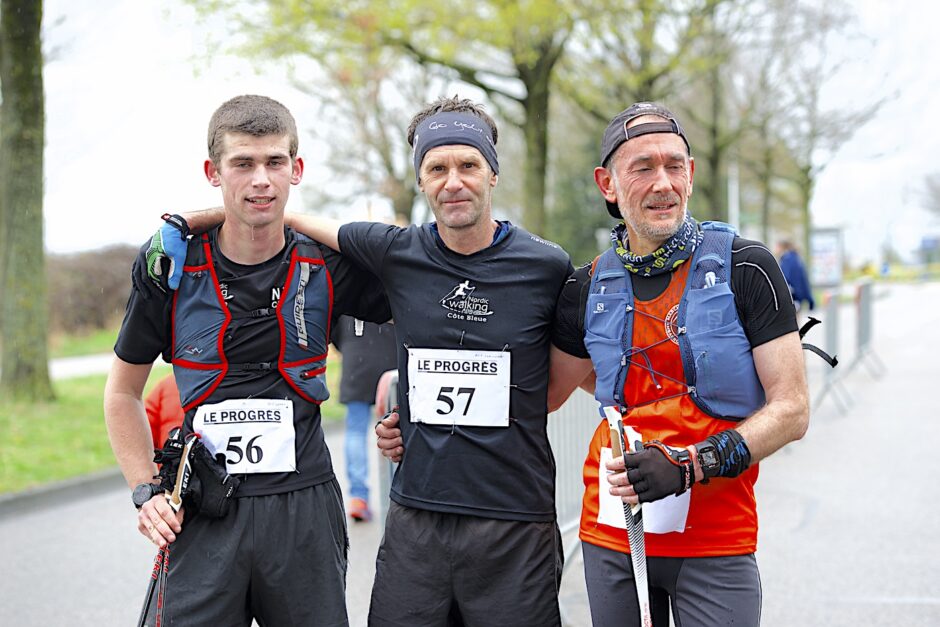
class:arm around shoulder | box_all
[285,212,343,252]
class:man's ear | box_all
[594,166,617,203]
[490,172,498,188]
[291,157,304,185]
[204,160,221,187]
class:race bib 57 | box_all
[407,348,510,427]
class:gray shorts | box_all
[368,501,564,626]
[582,541,762,627]
[143,479,349,627]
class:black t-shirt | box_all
[338,222,574,522]
[115,227,391,496]
[552,236,798,358]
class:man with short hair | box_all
[142,96,575,626]
[548,102,810,626]
[302,96,573,626]
[105,94,389,626]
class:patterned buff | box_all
[610,214,703,276]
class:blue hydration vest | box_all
[171,232,332,412]
[584,221,765,420]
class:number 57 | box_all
[435,387,475,416]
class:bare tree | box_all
[292,47,436,224]
[556,0,746,222]
[190,0,577,235]
[773,0,887,256]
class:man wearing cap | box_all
[548,103,810,625]
[141,96,575,625]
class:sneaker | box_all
[348,497,372,522]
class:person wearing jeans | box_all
[332,316,397,522]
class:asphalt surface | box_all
[1,281,937,626]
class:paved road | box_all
[0,425,390,627]
[756,281,940,626]
[2,282,938,626]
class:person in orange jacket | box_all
[144,373,184,448]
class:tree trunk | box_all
[704,48,724,222]
[759,120,773,244]
[521,70,550,235]
[797,165,814,279]
[0,0,54,400]
[391,185,417,225]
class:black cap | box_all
[599,102,691,218]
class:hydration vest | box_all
[171,231,332,412]
[584,221,765,420]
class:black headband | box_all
[412,112,499,183]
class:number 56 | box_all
[225,435,263,464]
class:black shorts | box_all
[368,502,564,626]
[582,541,762,627]
[144,479,349,627]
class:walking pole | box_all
[605,407,652,627]
[136,432,199,626]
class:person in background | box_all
[331,316,397,522]
[144,373,184,448]
[777,239,815,311]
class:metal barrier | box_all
[547,389,600,536]
[812,279,886,413]
[813,290,851,412]
[547,389,602,627]
[847,279,886,378]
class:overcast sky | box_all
[39,0,940,265]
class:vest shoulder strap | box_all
[184,233,210,266]
[290,232,325,261]
[690,221,737,289]
[589,248,630,293]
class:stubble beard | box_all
[629,204,686,242]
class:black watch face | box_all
[133,483,157,507]
[700,447,719,469]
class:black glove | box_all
[184,438,240,518]
[153,427,184,492]
[624,440,693,503]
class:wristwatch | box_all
[132,482,163,509]
[695,440,720,484]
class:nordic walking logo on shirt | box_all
[440,280,493,323]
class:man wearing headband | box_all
[548,102,810,625]
[140,96,575,625]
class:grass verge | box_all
[49,325,120,359]
[0,360,345,495]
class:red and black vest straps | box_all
[171,232,333,412]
